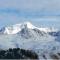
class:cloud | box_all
[0,0,60,28]
[0,0,60,17]
[0,0,60,11]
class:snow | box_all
[23,22,35,29]
[0,22,60,59]
[0,22,58,34]
[0,22,35,34]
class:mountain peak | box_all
[0,22,35,34]
[0,22,59,34]
[23,22,35,29]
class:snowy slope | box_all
[0,22,58,34]
[0,22,35,34]
[0,22,60,59]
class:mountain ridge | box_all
[0,22,59,34]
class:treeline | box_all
[0,48,38,59]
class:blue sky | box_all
[0,0,60,28]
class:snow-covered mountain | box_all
[0,22,58,35]
[0,22,60,59]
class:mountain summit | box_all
[0,22,33,34]
[0,22,58,34]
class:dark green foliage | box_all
[0,48,38,59]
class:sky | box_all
[0,0,60,29]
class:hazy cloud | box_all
[0,0,60,12]
[0,0,60,28]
